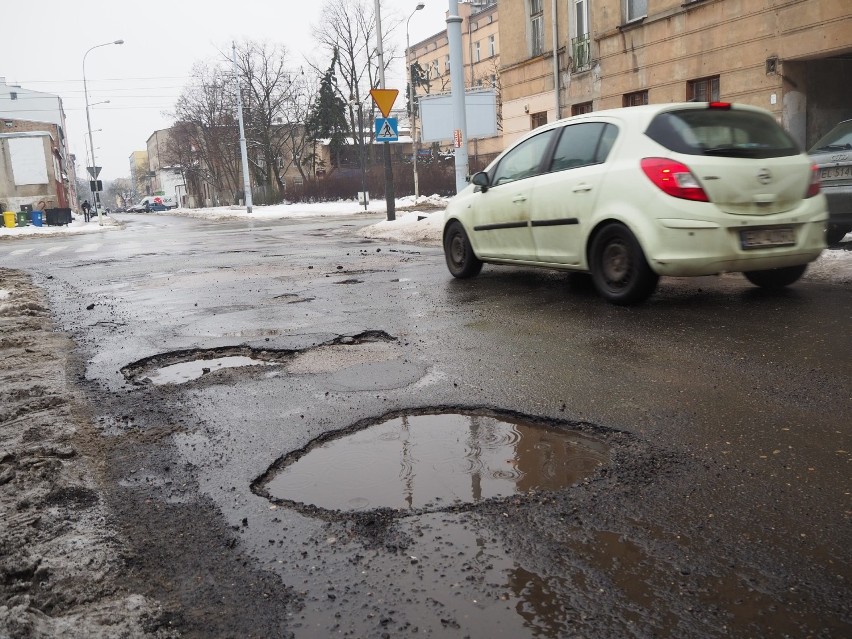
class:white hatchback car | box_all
[443,102,827,304]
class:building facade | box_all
[0,78,77,210]
[500,0,852,150]
[128,150,149,201]
[407,0,502,168]
[0,119,71,212]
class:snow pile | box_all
[359,210,444,246]
[0,215,121,238]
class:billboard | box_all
[419,90,498,143]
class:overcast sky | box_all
[4,0,451,183]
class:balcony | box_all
[571,34,591,73]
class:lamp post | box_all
[83,39,124,225]
[407,2,426,200]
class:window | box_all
[574,0,589,37]
[488,34,496,57]
[623,90,648,107]
[687,75,720,102]
[475,41,481,62]
[550,123,609,172]
[492,129,557,186]
[10,92,17,100]
[530,111,548,129]
[645,108,799,159]
[571,0,591,71]
[445,55,451,74]
[530,0,544,56]
[625,0,647,22]
[572,101,593,115]
[490,74,498,87]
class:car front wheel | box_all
[444,221,483,278]
[743,264,807,289]
[589,223,659,305]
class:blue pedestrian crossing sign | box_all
[375,117,399,142]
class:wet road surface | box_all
[1,212,850,637]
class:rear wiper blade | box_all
[812,144,852,152]
[702,146,759,157]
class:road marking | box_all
[75,243,102,253]
[39,246,65,256]
[10,248,34,255]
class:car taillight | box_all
[708,101,732,110]
[806,163,821,198]
[640,158,709,202]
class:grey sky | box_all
[4,0,449,182]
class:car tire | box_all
[444,221,483,278]
[743,264,807,289]
[589,223,659,305]
[826,224,851,246]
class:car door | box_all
[530,122,618,264]
[471,129,557,261]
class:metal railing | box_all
[571,34,592,73]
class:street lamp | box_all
[407,3,426,200]
[83,39,124,225]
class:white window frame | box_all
[625,0,647,22]
[488,34,496,57]
[572,0,589,39]
[530,0,544,56]
[474,41,481,62]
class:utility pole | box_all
[447,0,469,194]
[374,0,395,221]
[232,42,253,214]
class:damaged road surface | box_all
[1,213,850,638]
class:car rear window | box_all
[809,120,852,153]
[645,108,800,159]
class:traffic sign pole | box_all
[372,0,395,222]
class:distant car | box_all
[443,102,827,305]
[808,119,852,245]
[127,195,176,213]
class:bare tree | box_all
[231,40,302,199]
[168,61,242,205]
[310,0,402,167]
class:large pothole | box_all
[120,330,397,386]
[253,409,611,515]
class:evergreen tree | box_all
[304,48,350,174]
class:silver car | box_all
[809,119,852,245]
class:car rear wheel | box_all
[589,223,659,305]
[444,221,483,278]
[743,264,808,289]
[826,224,851,246]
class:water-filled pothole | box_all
[258,410,610,513]
[146,356,274,385]
[120,330,397,386]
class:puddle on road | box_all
[261,411,610,512]
[145,356,274,385]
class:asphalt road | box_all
[1,212,850,638]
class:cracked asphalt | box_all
[1,212,850,638]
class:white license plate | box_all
[740,227,795,249]
[819,165,852,181]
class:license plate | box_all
[740,227,795,249]
[819,165,852,181]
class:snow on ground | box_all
[2,195,850,284]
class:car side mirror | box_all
[472,171,490,192]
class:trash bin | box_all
[15,211,28,227]
[31,210,43,227]
[2,211,15,228]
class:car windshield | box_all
[809,120,852,153]
[645,108,801,158]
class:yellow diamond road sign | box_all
[370,89,399,118]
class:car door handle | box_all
[572,183,592,192]
[512,195,527,203]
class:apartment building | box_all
[0,77,77,210]
[128,150,149,200]
[407,0,502,167]
[500,0,852,149]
